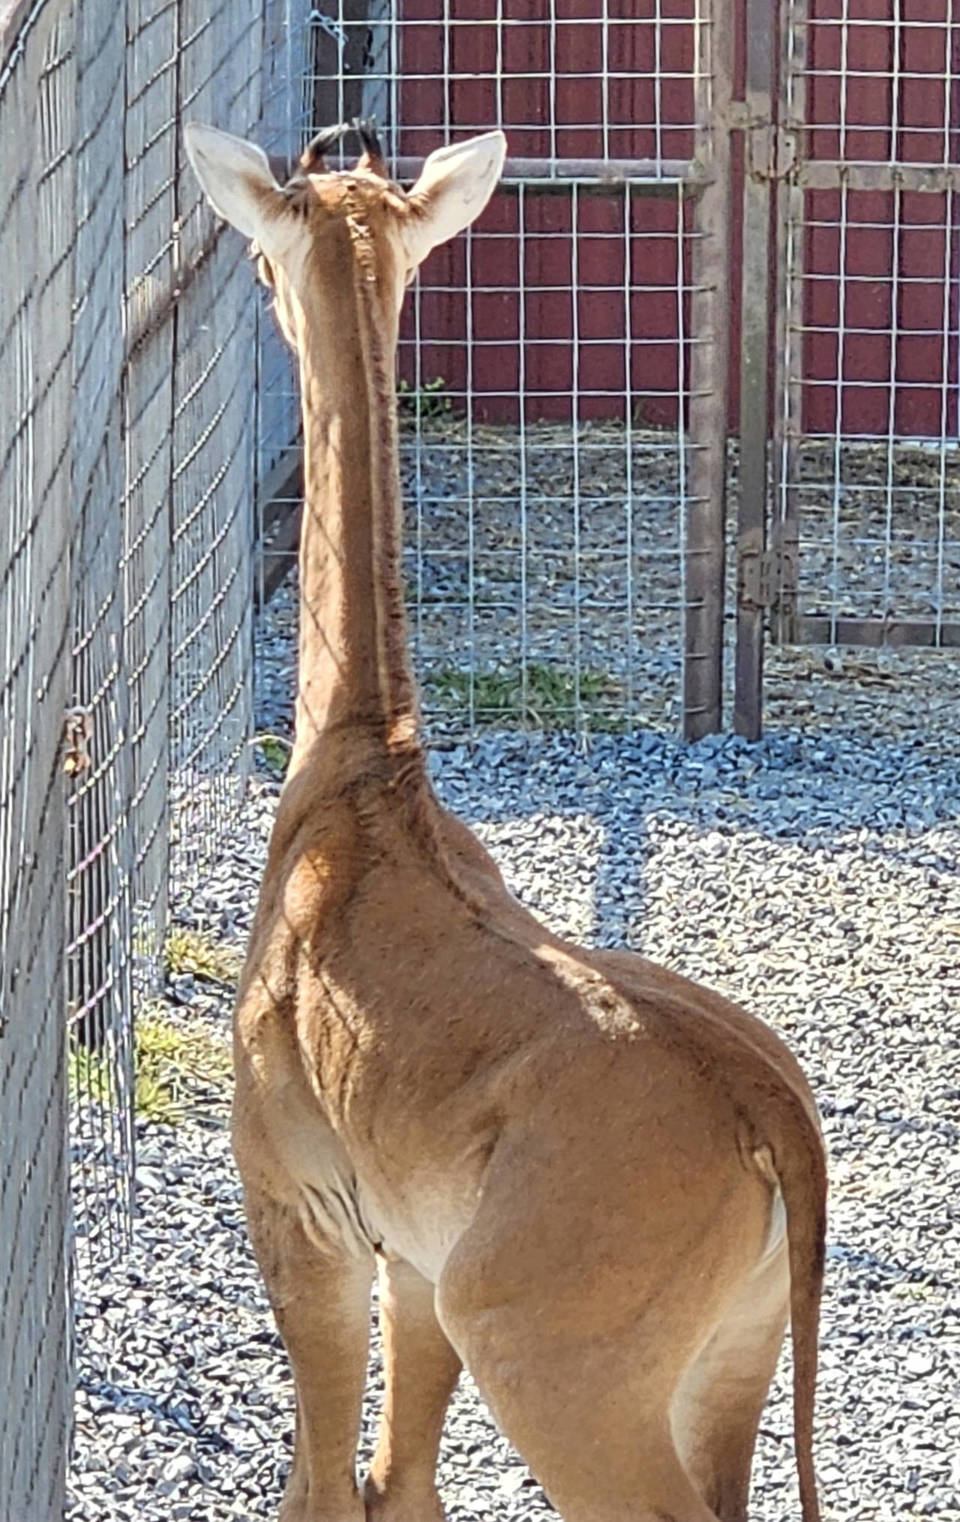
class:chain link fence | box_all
[0,0,310,1515]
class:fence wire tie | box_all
[63,708,94,776]
[309,11,348,49]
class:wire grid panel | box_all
[0,4,75,1517]
[261,0,729,736]
[401,184,702,734]
[69,0,183,1265]
[67,0,136,1264]
[67,0,270,1263]
[122,0,178,975]
[255,0,314,478]
[253,0,313,632]
[169,0,263,899]
[1,0,296,1498]
[775,0,960,646]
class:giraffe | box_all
[184,120,827,1522]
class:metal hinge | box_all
[747,123,797,182]
[727,103,798,183]
[738,546,796,612]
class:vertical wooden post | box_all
[770,0,807,648]
[733,0,779,740]
[684,0,734,740]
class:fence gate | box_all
[735,0,960,735]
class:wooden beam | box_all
[794,616,960,651]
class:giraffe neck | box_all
[287,212,419,779]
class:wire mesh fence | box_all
[168,0,264,899]
[772,0,960,650]
[256,0,960,747]
[0,7,75,1516]
[256,0,735,740]
[0,0,308,1513]
[66,0,268,1264]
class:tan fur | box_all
[186,127,827,1522]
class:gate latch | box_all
[748,123,797,183]
[738,546,795,612]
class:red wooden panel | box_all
[843,386,889,433]
[899,9,953,164]
[806,4,894,163]
[579,341,626,400]
[802,0,958,436]
[473,334,521,399]
[395,0,701,424]
[631,341,681,428]
[579,288,625,340]
[395,0,956,436]
[802,194,959,436]
[400,0,442,17]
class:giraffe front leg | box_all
[244,1185,375,1522]
[364,1257,462,1522]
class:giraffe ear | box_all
[184,123,291,252]
[403,131,506,266]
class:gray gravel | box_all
[69,679,960,1520]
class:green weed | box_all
[133,1007,232,1125]
[69,1043,114,1108]
[429,662,626,731]
[70,1006,232,1126]
[163,927,242,987]
[397,376,453,421]
[256,733,291,777]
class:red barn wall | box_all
[396,0,958,437]
[397,0,697,427]
[802,0,959,437]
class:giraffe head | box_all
[184,119,506,352]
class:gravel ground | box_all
[69,622,960,1520]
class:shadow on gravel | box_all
[433,723,959,951]
[432,720,960,1522]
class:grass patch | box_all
[69,1043,114,1109]
[428,663,627,731]
[134,1007,232,1125]
[255,732,291,777]
[163,926,243,987]
[397,375,453,421]
[69,1007,233,1125]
